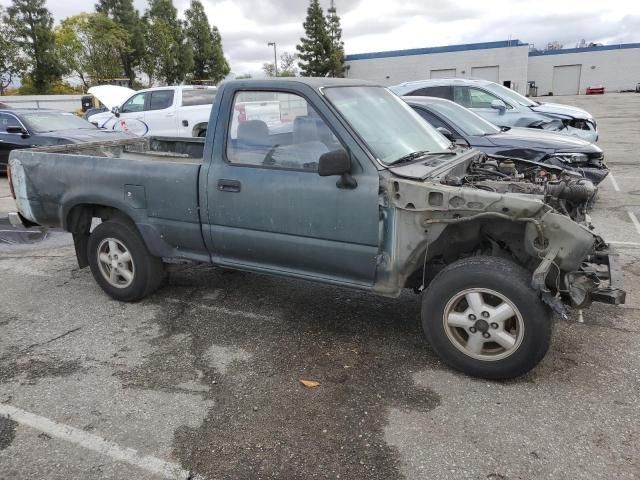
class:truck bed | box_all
[9,136,207,260]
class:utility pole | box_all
[268,42,278,77]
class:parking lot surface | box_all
[1,93,640,479]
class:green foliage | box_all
[0,7,27,94]
[142,0,193,85]
[95,0,146,85]
[296,0,345,77]
[296,0,332,77]
[55,13,129,88]
[184,0,230,84]
[262,52,298,77]
[326,2,346,77]
[6,0,63,93]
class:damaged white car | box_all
[391,78,598,143]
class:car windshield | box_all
[21,112,97,133]
[484,83,537,107]
[428,100,501,136]
[323,86,451,165]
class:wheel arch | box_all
[192,122,208,137]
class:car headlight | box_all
[554,153,589,164]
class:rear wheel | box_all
[422,256,552,380]
[88,219,164,301]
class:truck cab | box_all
[7,78,625,380]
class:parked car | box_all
[0,108,135,175]
[7,78,624,380]
[405,96,608,184]
[586,86,605,95]
[390,78,599,142]
[87,85,217,138]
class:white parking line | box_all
[627,210,640,236]
[609,240,640,247]
[608,173,621,192]
[0,403,200,480]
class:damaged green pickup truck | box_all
[7,78,625,379]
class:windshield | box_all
[429,101,501,136]
[484,83,537,107]
[21,112,97,133]
[323,86,451,165]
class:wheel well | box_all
[403,219,531,290]
[192,122,208,137]
[66,204,136,268]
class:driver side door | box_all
[115,92,150,135]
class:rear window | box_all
[182,89,217,107]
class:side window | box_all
[414,108,451,131]
[226,91,342,171]
[410,86,453,100]
[455,86,509,109]
[182,89,216,106]
[148,90,175,111]
[0,113,22,131]
[121,92,148,113]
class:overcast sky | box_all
[1,0,638,76]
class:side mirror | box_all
[436,127,455,142]
[490,99,507,113]
[111,106,121,117]
[6,126,29,137]
[318,148,357,189]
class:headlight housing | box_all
[553,153,589,164]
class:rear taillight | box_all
[7,163,16,199]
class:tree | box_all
[6,0,62,93]
[55,13,129,88]
[0,8,27,95]
[296,0,332,77]
[325,0,346,77]
[96,0,146,85]
[546,41,563,51]
[142,0,193,85]
[262,52,298,77]
[184,0,229,84]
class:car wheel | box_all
[88,219,164,302]
[197,129,207,138]
[422,256,552,380]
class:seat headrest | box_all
[237,120,270,146]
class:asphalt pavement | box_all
[1,93,639,479]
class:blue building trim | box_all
[345,40,527,61]
[529,43,640,56]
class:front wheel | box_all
[88,219,164,302]
[422,256,552,380]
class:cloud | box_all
[0,0,637,76]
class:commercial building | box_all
[345,40,640,96]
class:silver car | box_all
[390,78,598,143]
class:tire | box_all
[87,219,164,302]
[422,256,552,380]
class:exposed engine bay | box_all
[442,155,597,224]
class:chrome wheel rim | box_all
[443,288,524,361]
[97,238,135,289]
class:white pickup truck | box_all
[87,85,216,138]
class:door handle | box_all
[217,179,241,192]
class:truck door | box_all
[115,91,150,135]
[143,89,178,136]
[204,90,380,286]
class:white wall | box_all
[346,45,530,94]
[528,47,640,95]
[0,95,82,112]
